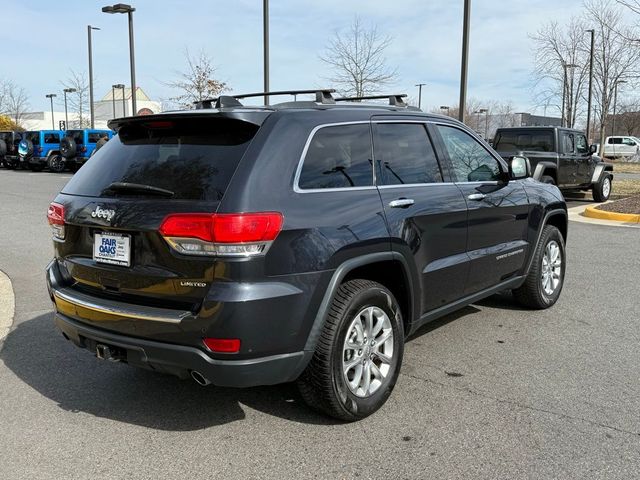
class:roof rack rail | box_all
[194,89,336,109]
[335,94,408,107]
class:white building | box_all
[20,87,162,131]
[94,87,162,128]
[21,111,82,131]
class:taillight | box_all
[159,212,283,257]
[203,338,241,353]
[47,202,65,240]
[80,146,87,153]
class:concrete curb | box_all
[584,206,640,223]
[0,270,15,341]
[568,203,640,229]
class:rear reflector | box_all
[203,338,241,353]
[159,212,283,257]
[47,202,66,240]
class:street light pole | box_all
[63,88,76,129]
[415,83,426,109]
[112,84,125,117]
[46,94,57,130]
[111,85,116,118]
[459,0,471,123]
[263,0,269,105]
[586,29,595,141]
[87,25,100,128]
[102,4,137,115]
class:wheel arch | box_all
[524,208,568,277]
[532,161,558,182]
[303,252,416,354]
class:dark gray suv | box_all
[46,90,568,420]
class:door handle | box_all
[388,198,415,208]
[467,193,486,201]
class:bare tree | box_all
[615,99,640,134]
[165,49,228,109]
[61,70,90,128]
[320,16,397,97]
[586,0,640,150]
[530,16,590,128]
[616,0,640,15]
[1,80,30,127]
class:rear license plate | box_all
[93,232,131,267]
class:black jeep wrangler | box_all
[493,126,614,202]
[0,130,22,169]
[46,90,568,421]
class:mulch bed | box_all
[595,195,640,214]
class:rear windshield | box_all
[66,130,85,144]
[493,130,554,152]
[62,118,259,201]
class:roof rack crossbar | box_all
[335,94,408,107]
[195,89,336,109]
[234,89,335,103]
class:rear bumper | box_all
[54,312,310,387]
[46,259,316,387]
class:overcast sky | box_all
[2,0,588,114]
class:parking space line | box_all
[0,270,15,341]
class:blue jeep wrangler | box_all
[58,129,113,172]
[18,130,63,171]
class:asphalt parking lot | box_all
[1,169,639,480]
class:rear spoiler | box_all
[107,111,271,132]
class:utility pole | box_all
[263,0,270,105]
[586,29,595,141]
[46,94,57,130]
[458,0,471,123]
[87,25,100,128]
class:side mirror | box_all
[509,155,531,180]
[589,144,598,154]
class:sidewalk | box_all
[568,202,640,229]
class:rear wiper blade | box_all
[103,182,175,197]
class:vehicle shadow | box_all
[0,312,340,430]
[1,292,524,431]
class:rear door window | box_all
[62,117,259,201]
[44,133,60,144]
[88,132,103,143]
[298,123,373,189]
[374,123,443,185]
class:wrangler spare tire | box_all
[0,139,7,157]
[18,139,33,158]
[60,136,77,159]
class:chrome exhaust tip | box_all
[190,370,211,386]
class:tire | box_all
[48,155,66,173]
[0,139,6,157]
[60,136,77,159]
[592,175,612,203]
[297,279,404,421]
[513,225,566,310]
[541,175,555,185]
